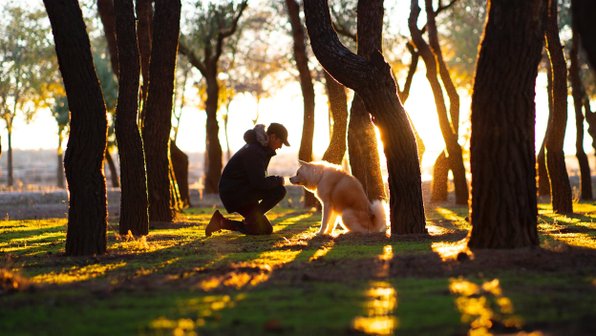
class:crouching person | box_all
[205,123,290,236]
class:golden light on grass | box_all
[351,281,397,335]
[31,261,127,285]
[150,294,243,335]
[352,245,397,335]
[431,238,471,262]
[435,207,469,230]
[308,240,335,261]
[449,277,523,335]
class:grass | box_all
[1,201,595,335]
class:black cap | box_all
[267,123,290,146]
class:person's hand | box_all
[276,176,284,186]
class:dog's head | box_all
[289,160,320,189]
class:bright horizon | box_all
[2,62,593,175]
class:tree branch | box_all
[178,40,207,75]
[214,1,248,63]
[303,0,370,91]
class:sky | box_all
[2,63,592,175]
[1,0,593,175]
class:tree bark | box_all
[431,151,449,202]
[544,0,573,214]
[105,147,120,188]
[571,0,596,71]
[202,71,223,195]
[97,0,119,76]
[569,28,593,200]
[114,0,150,236]
[346,0,386,202]
[304,0,426,235]
[142,0,180,223]
[136,0,153,113]
[409,0,468,205]
[468,0,544,249]
[537,141,551,196]
[286,0,318,208]
[7,126,13,187]
[44,0,108,256]
[171,140,191,208]
[322,71,347,165]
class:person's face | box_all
[268,134,284,151]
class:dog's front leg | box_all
[317,205,332,236]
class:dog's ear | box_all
[298,159,308,166]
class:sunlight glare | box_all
[449,277,523,335]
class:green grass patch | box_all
[1,202,595,335]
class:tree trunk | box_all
[171,140,191,208]
[114,0,149,236]
[409,0,468,205]
[322,71,347,165]
[44,0,108,256]
[468,0,544,249]
[97,0,119,76]
[536,141,551,196]
[304,0,426,235]
[57,131,65,188]
[142,0,180,223]
[345,0,387,202]
[431,151,449,202]
[571,0,596,70]
[136,0,153,121]
[285,0,318,208]
[105,147,120,188]
[203,72,223,195]
[569,28,593,200]
[544,0,573,214]
[7,126,13,187]
[347,96,386,200]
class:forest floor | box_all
[0,187,595,335]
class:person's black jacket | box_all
[219,127,283,213]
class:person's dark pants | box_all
[225,185,286,235]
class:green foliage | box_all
[0,4,54,130]
[1,202,595,335]
[436,0,486,90]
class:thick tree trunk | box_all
[346,0,386,202]
[97,0,119,76]
[203,73,223,195]
[468,0,544,249]
[571,0,596,70]
[544,0,573,214]
[322,72,347,165]
[105,147,120,188]
[171,140,191,208]
[304,0,426,235]
[431,151,449,202]
[44,0,108,256]
[286,0,317,208]
[569,28,593,200]
[410,0,468,205]
[142,0,180,223]
[136,0,152,112]
[114,0,149,236]
[347,96,386,200]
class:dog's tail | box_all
[370,200,389,232]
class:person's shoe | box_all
[205,210,224,237]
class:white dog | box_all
[289,160,388,235]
